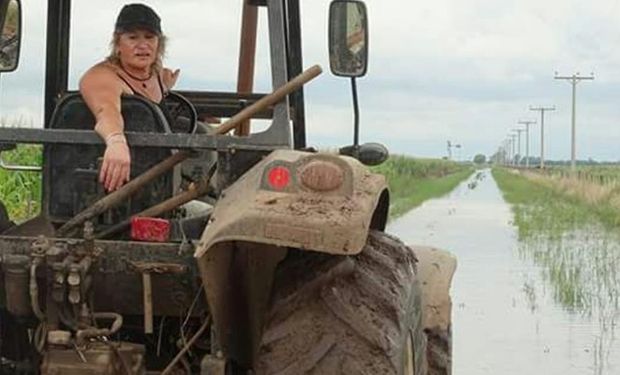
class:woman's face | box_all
[117,29,159,71]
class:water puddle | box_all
[387,169,619,375]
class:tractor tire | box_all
[425,326,451,375]
[256,230,427,375]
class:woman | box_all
[80,3,180,192]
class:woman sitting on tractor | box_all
[80,3,180,193]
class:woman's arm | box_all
[79,64,131,192]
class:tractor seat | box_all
[44,93,176,229]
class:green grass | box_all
[0,145,42,221]
[373,156,473,219]
[492,168,594,237]
[492,168,620,316]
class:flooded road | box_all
[388,169,619,375]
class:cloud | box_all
[3,0,620,161]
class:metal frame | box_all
[32,0,302,150]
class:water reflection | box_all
[388,169,620,374]
[517,220,620,374]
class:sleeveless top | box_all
[115,71,175,128]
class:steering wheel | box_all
[164,91,198,134]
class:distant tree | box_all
[473,154,486,165]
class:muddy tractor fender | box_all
[193,149,389,368]
[195,149,389,258]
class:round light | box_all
[267,166,291,190]
[299,161,343,192]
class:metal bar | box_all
[266,0,293,147]
[286,0,307,149]
[235,0,259,136]
[0,154,42,172]
[176,90,272,119]
[0,128,278,151]
[44,0,71,127]
[0,235,191,257]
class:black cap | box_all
[115,3,162,35]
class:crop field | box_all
[541,165,620,186]
[372,155,473,218]
[0,145,42,221]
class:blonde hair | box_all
[106,31,167,73]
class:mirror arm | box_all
[351,76,360,156]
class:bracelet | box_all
[104,132,127,146]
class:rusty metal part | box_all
[75,312,123,345]
[142,272,154,334]
[161,316,210,375]
[201,353,227,375]
[30,259,45,320]
[128,261,188,335]
[0,236,201,317]
[235,1,258,136]
[40,341,145,375]
[3,254,32,317]
[47,330,71,346]
[3,214,55,237]
[129,261,188,274]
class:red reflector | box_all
[130,217,170,242]
[267,166,291,190]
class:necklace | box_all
[120,66,152,89]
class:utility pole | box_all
[554,72,594,171]
[447,140,452,160]
[530,106,556,169]
[509,134,517,166]
[513,128,525,166]
[518,120,536,168]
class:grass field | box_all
[492,167,620,234]
[0,145,42,221]
[373,156,473,219]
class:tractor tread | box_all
[256,230,422,375]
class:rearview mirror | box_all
[0,0,21,72]
[328,0,368,78]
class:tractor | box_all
[0,0,455,374]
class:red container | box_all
[130,217,170,242]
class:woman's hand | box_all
[162,67,180,89]
[100,136,131,192]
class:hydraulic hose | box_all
[29,261,45,320]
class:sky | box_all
[2,0,620,162]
